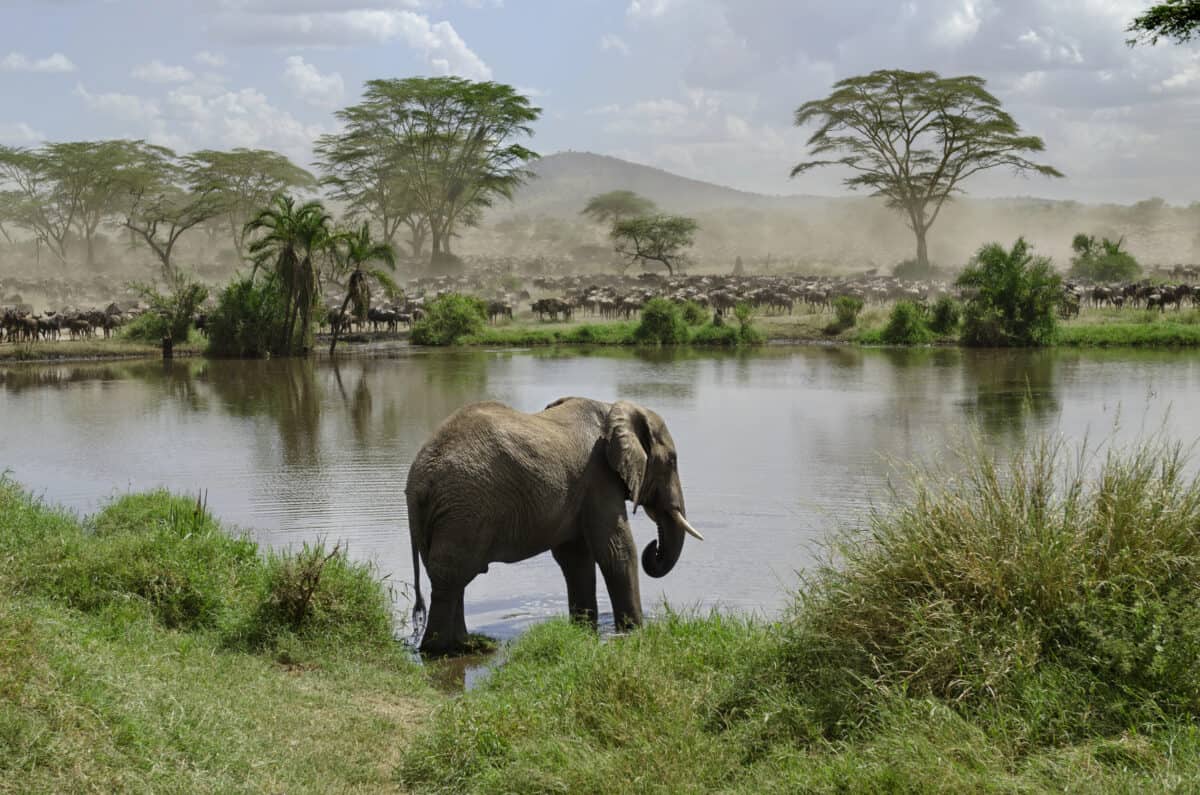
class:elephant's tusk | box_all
[673,510,704,541]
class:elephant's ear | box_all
[604,401,649,511]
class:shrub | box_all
[893,258,939,280]
[410,293,487,345]
[126,274,209,344]
[881,300,933,344]
[833,295,864,328]
[1068,234,1141,283]
[634,298,689,345]
[206,275,291,358]
[957,238,1063,347]
[678,300,707,326]
[929,296,962,335]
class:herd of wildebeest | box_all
[3,262,1200,345]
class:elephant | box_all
[406,396,702,656]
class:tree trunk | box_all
[915,225,929,270]
[86,232,95,270]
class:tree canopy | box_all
[791,70,1062,268]
[611,215,698,276]
[318,77,540,268]
[1128,1,1200,45]
[1068,234,1141,282]
[581,190,657,225]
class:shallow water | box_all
[3,345,1200,647]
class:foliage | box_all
[1056,321,1200,347]
[678,299,707,326]
[1128,0,1200,45]
[580,190,657,225]
[929,295,963,335]
[1068,234,1142,282]
[327,221,398,354]
[893,257,939,280]
[185,148,316,257]
[831,295,865,331]
[206,274,291,358]
[318,77,540,265]
[245,194,333,355]
[957,237,1064,347]
[410,293,487,345]
[125,273,209,344]
[792,70,1062,267]
[611,215,698,275]
[881,300,934,344]
[634,297,689,344]
[464,322,639,346]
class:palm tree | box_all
[245,194,333,355]
[328,221,399,354]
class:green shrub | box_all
[411,293,487,345]
[1068,234,1141,283]
[957,238,1063,347]
[833,295,864,327]
[881,300,933,344]
[678,300,707,326]
[929,296,962,335]
[206,275,291,358]
[634,298,689,345]
[126,274,209,343]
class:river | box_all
[3,345,1199,644]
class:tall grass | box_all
[401,438,1200,791]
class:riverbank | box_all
[6,436,1200,790]
[0,336,205,364]
[0,481,434,792]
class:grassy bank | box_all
[0,481,431,792]
[400,439,1200,792]
[0,335,205,364]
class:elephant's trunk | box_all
[641,509,699,579]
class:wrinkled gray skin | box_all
[406,396,698,656]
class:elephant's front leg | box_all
[552,536,598,627]
[591,515,643,631]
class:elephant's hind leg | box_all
[422,583,470,655]
[552,536,598,628]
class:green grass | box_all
[400,437,1200,792]
[1055,322,1200,347]
[0,480,432,792]
[0,333,205,363]
[462,320,764,347]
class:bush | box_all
[833,295,864,327]
[126,274,209,344]
[893,258,939,280]
[206,275,291,358]
[957,238,1063,347]
[1068,234,1141,283]
[410,293,487,346]
[929,296,962,335]
[678,300,707,326]
[634,298,689,345]
[881,300,933,344]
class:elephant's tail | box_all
[407,491,427,630]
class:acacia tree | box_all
[581,190,657,225]
[186,148,316,258]
[791,70,1063,269]
[322,77,540,268]
[611,215,698,275]
[1128,1,1200,44]
[0,145,80,268]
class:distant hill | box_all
[501,151,820,217]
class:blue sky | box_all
[1,1,1197,203]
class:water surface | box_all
[3,345,1198,643]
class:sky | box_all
[0,0,1197,204]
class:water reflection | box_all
[961,350,1061,438]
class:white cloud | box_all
[600,34,630,55]
[0,121,44,144]
[932,0,987,46]
[282,55,344,107]
[195,51,227,68]
[132,60,196,83]
[0,52,76,73]
[163,84,330,160]
[74,84,162,126]
[213,10,491,79]
[627,0,682,20]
